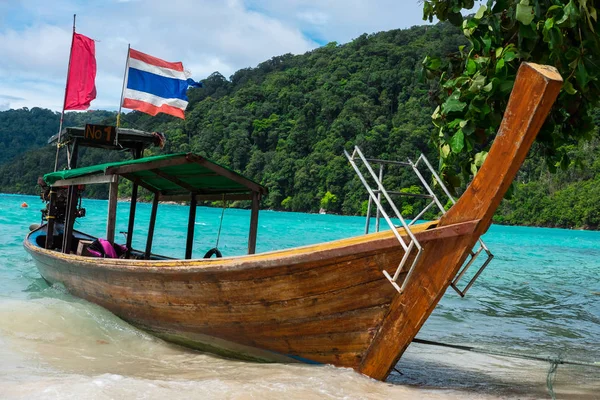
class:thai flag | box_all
[122,48,201,119]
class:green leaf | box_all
[442,95,467,113]
[450,130,465,153]
[474,56,490,65]
[469,74,486,92]
[423,56,442,71]
[558,1,579,28]
[466,58,477,75]
[519,23,538,39]
[576,59,590,87]
[482,36,492,52]
[471,162,478,175]
[474,151,488,167]
[563,80,578,95]
[474,5,487,19]
[547,5,561,13]
[499,79,515,93]
[504,51,516,62]
[480,103,491,116]
[548,27,563,49]
[564,47,580,61]
[495,58,505,73]
[448,118,464,129]
[447,11,463,26]
[461,121,476,136]
[516,3,534,25]
[441,143,451,158]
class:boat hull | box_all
[24,220,476,371]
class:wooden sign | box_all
[84,124,115,143]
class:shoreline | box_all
[6,191,598,231]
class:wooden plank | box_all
[59,275,395,325]
[161,193,253,202]
[144,193,159,260]
[150,168,197,193]
[76,249,402,305]
[232,330,373,356]
[52,174,118,187]
[173,306,388,339]
[358,63,563,380]
[187,154,267,195]
[105,155,191,175]
[248,191,260,254]
[120,173,159,194]
[185,193,197,259]
[106,179,119,243]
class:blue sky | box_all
[0,0,429,111]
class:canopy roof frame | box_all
[45,152,268,197]
[46,152,267,257]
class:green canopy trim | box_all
[44,153,267,196]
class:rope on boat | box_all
[215,194,226,249]
[407,337,600,399]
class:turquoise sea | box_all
[1,193,599,399]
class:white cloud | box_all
[297,10,329,26]
[0,0,426,111]
[246,0,428,43]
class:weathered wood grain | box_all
[358,63,563,380]
[25,219,473,369]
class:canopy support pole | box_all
[125,183,137,257]
[61,140,79,254]
[248,191,259,254]
[125,147,143,258]
[185,192,197,260]
[144,193,159,260]
[45,189,56,249]
[106,178,118,243]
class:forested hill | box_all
[117,23,467,215]
[1,22,600,228]
[0,23,465,211]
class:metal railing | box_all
[344,147,493,296]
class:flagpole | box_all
[115,43,130,145]
[54,14,76,172]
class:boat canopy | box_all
[44,152,267,201]
[43,152,266,256]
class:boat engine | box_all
[38,177,86,224]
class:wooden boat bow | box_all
[359,63,563,379]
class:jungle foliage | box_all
[423,0,600,187]
[0,20,599,228]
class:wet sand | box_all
[1,297,598,399]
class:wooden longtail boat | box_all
[24,63,562,381]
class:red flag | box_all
[64,33,96,110]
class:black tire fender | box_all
[203,247,222,258]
